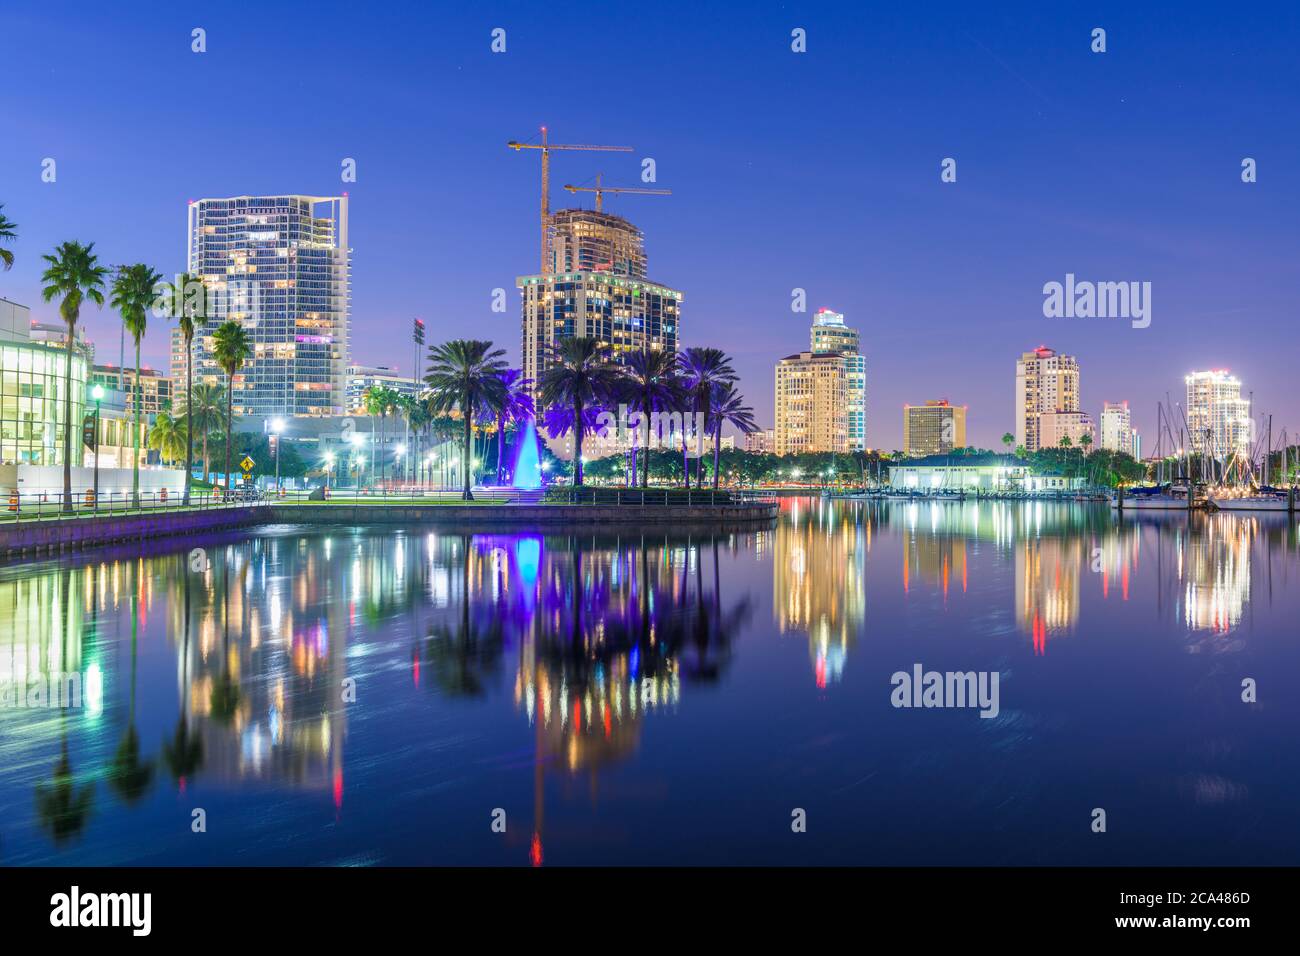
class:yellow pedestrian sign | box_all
[239,456,256,473]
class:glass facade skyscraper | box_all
[809,308,867,451]
[184,195,351,418]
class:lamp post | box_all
[91,384,104,513]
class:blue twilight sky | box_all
[1,0,1297,450]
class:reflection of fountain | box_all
[512,418,542,490]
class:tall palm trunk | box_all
[713,418,723,489]
[62,330,74,512]
[641,382,651,488]
[496,413,506,485]
[462,406,474,500]
[132,337,142,508]
[573,398,585,486]
[224,387,233,495]
[183,335,193,505]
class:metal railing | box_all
[2,489,268,522]
[541,487,777,506]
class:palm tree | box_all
[623,348,680,487]
[41,241,108,512]
[148,407,187,465]
[1080,432,1093,453]
[184,383,226,482]
[0,204,17,270]
[537,337,623,487]
[677,347,737,488]
[161,272,207,504]
[493,368,534,485]
[425,340,508,499]
[111,263,164,507]
[707,382,758,489]
[1059,435,1073,449]
[212,321,251,494]
[1001,432,1015,453]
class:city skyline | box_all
[2,1,1297,452]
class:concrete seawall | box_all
[1,501,778,559]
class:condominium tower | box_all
[1099,401,1134,455]
[1015,347,1080,453]
[774,351,849,455]
[518,208,680,408]
[1185,370,1251,460]
[903,400,967,456]
[810,308,866,451]
[181,195,351,418]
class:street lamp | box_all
[349,432,366,488]
[270,417,285,491]
[91,384,104,513]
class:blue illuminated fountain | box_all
[511,418,542,490]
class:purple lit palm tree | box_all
[676,347,737,488]
[424,340,509,500]
[707,382,758,489]
[623,348,681,488]
[537,337,624,487]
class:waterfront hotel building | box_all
[0,298,85,468]
[181,195,351,418]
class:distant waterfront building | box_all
[774,351,848,456]
[346,364,420,412]
[809,308,866,450]
[1185,369,1251,461]
[183,195,351,418]
[744,428,775,454]
[903,400,967,457]
[889,452,1083,492]
[1099,401,1134,455]
[1039,410,1095,449]
[1016,346,1080,453]
[90,365,174,417]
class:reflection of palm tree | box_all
[36,570,94,843]
[109,560,155,804]
[422,537,504,694]
[163,571,204,786]
[209,560,240,724]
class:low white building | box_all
[888,453,1083,492]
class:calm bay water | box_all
[1,499,1297,866]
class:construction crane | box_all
[562,173,671,212]
[508,127,633,273]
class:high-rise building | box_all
[1039,410,1095,449]
[810,308,866,450]
[1185,370,1251,460]
[1015,347,1080,452]
[182,195,351,418]
[519,207,680,413]
[774,351,848,455]
[90,365,174,417]
[903,400,967,456]
[1099,401,1133,454]
[549,209,647,278]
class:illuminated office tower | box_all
[810,308,866,450]
[774,351,848,455]
[903,399,967,456]
[183,195,351,418]
[1185,369,1251,460]
[1099,401,1133,454]
[1015,347,1080,452]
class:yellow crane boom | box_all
[562,173,671,213]
[508,127,633,273]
